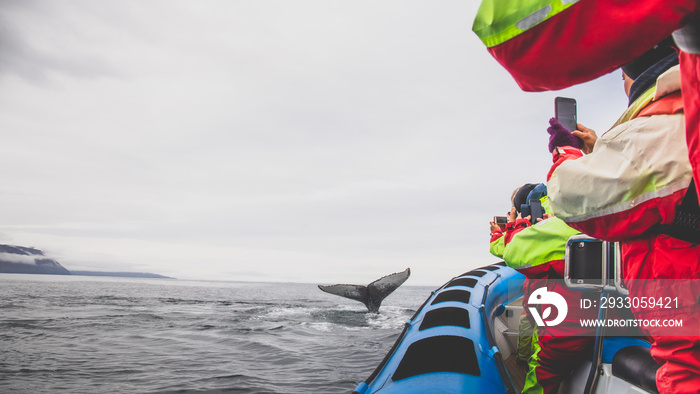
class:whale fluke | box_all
[318,268,410,312]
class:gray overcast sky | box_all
[0,0,629,286]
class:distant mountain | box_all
[0,244,174,279]
[0,244,71,275]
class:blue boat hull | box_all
[355,263,525,394]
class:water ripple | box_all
[0,275,428,393]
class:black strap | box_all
[656,180,700,243]
[546,265,564,280]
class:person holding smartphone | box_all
[489,184,537,259]
[500,183,603,394]
[545,38,700,393]
[489,217,507,259]
[489,183,543,369]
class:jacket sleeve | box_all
[546,113,691,241]
[489,231,505,258]
[504,219,530,245]
[502,217,579,272]
[547,146,583,181]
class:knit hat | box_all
[513,183,538,213]
[622,36,676,80]
[526,183,547,203]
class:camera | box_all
[493,216,507,230]
[519,200,544,224]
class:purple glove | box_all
[547,117,580,153]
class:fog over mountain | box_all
[0,244,172,278]
[0,244,70,275]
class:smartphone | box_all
[494,216,507,230]
[529,199,544,224]
[555,97,577,132]
[520,204,531,219]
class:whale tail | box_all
[318,268,410,312]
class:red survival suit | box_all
[501,196,598,394]
[547,64,700,394]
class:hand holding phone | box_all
[521,204,531,220]
[572,123,598,154]
[493,216,507,231]
[548,97,582,152]
[529,199,545,224]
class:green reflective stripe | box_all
[472,0,580,48]
[502,216,579,270]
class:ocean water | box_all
[0,274,435,393]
